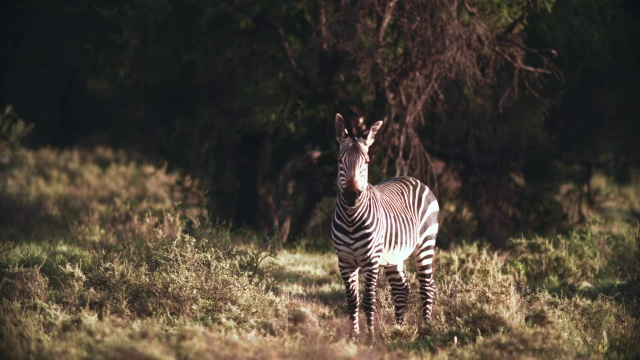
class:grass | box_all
[1,143,639,359]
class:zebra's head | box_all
[335,113,383,207]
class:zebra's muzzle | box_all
[343,189,362,207]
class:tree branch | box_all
[493,47,552,74]
[378,0,398,44]
[278,26,304,78]
[318,0,329,51]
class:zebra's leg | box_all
[384,263,409,325]
[361,264,380,339]
[413,237,436,322]
[340,266,360,336]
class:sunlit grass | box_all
[1,146,639,359]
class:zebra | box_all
[331,113,439,338]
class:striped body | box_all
[331,114,439,337]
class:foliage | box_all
[0,144,201,240]
[98,0,640,245]
[3,1,639,246]
[0,105,33,162]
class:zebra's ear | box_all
[335,114,348,143]
[363,121,383,146]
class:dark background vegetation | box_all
[2,0,639,247]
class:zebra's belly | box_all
[378,245,414,267]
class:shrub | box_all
[0,302,49,359]
[430,245,523,346]
[508,234,595,287]
[85,225,279,323]
[0,145,201,241]
[0,266,48,304]
[446,327,576,359]
[0,105,33,162]
[507,224,637,288]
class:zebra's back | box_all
[373,176,439,266]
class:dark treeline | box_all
[1,0,639,247]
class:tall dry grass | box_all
[0,136,638,358]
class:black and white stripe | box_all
[331,114,439,337]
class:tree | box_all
[7,0,637,246]
[323,0,558,245]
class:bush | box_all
[0,145,202,241]
[0,266,48,304]
[0,302,50,359]
[85,220,279,323]
[507,224,638,288]
[0,105,33,162]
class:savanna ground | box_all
[1,144,639,359]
